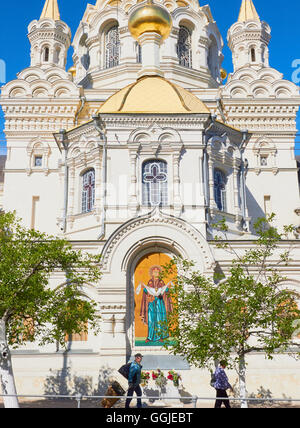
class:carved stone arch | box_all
[9,87,27,98]
[231,23,244,34]
[172,8,205,27]
[245,21,260,30]
[273,82,295,98]
[83,135,98,151]
[132,132,151,144]
[54,280,99,302]
[70,146,81,158]
[89,8,127,35]
[129,123,181,145]
[207,134,226,151]
[2,79,31,98]
[100,208,216,275]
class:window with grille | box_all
[82,169,95,213]
[142,160,168,207]
[177,26,192,68]
[105,25,120,69]
[136,42,142,64]
[214,169,227,212]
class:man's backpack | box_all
[118,362,132,379]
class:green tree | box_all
[163,215,300,408]
[0,211,102,408]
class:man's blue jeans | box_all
[125,384,142,408]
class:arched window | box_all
[214,169,227,212]
[82,169,95,213]
[105,25,120,69]
[177,26,192,68]
[136,42,142,64]
[251,48,256,63]
[142,160,168,207]
[44,47,50,62]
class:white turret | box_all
[27,0,71,69]
[228,0,271,71]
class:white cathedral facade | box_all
[1,0,300,400]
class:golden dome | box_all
[220,68,227,80]
[68,65,76,79]
[128,0,172,42]
[97,76,210,114]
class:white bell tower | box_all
[228,0,271,72]
[27,0,71,69]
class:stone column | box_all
[173,152,182,216]
[198,36,210,70]
[208,152,216,209]
[86,35,100,72]
[161,27,179,65]
[128,150,139,216]
[119,26,136,64]
[233,160,241,220]
[137,32,164,78]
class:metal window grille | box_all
[105,26,120,69]
[177,26,192,69]
[82,169,95,213]
[214,169,227,212]
[142,161,168,207]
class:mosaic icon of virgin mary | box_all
[136,265,173,344]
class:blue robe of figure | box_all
[146,290,169,342]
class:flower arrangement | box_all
[151,369,167,388]
[167,370,181,388]
[141,371,150,386]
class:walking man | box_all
[125,353,143,408]
[213,360,233,408]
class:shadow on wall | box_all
[246,186,266,235]
[44,365,114,398]
[231,381,294,408]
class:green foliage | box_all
[0,211,102,348]
[162,215,300,370]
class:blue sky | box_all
[0,0,300,154]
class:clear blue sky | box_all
[0,0,300,153]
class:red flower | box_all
[167,375,173,380]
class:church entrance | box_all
[134,252,177,347]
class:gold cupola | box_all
[128,0,172,42]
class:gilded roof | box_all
[238,0,260,22]
[97,76,210,114]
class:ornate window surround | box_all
[214,168,227,212]
[26,138,51,176]
[253,138,278,175]
[128,124,183,217]
[81,168,96,214]
[142,159,168,207]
